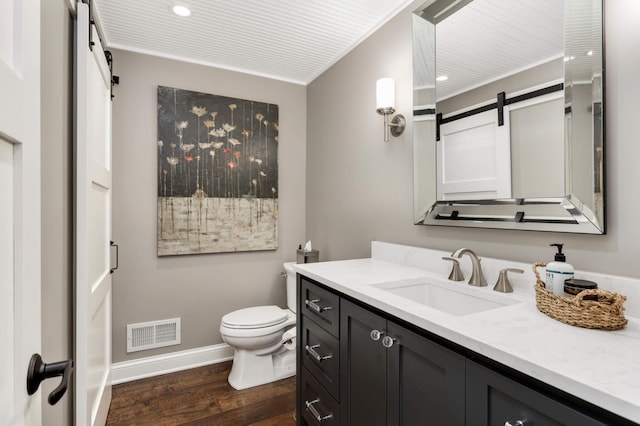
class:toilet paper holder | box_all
[282,328,297,349]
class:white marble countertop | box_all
[292,242,640,424]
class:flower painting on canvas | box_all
[156,86,279,256]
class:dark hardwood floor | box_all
[106,361,296,425]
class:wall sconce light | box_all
[376,77,406,142]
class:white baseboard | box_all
[111,343,235,385]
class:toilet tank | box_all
[284,262,297,313]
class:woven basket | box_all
[533,262,628,330]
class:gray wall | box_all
[510,96,564,197]
[110,51,307,362]
[306,0,640,278]
[40,0,73,424]
[437,59,563,113]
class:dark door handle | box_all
[27,353,73,405]
[110,240,119,273]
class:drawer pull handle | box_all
[382,335,396,348]
[305,298,332,313]
[370,329,384,341]
[305,344,333,362]
[504,421,525,426]
[305,398,334,423]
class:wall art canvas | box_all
[157,86,279,256]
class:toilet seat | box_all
[220,306,295,338]
[222,305,289,329]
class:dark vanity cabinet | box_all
[298,276,464,425]
[340,299,465,426]
[297,275,618,426]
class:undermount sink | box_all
[373,279,521,316]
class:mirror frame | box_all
[412,0,605,234]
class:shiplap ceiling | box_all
[91,0,415,85]
[92,0,601,90]
[435,0,564,100]
[414,0,602,101]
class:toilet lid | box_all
[221,306,289,329]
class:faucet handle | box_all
[493,268,523,293]
[442,257,465,281]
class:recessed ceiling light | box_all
[587,50,593,56]
[436,75,448,82]
[172,4,191,17]
[564,56,575,62]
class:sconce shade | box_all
[376,78,396,110]
[375,77,405,142]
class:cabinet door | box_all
[466,360,606,426]
[340,300,387,426]
[386,322,466,426]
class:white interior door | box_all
[437,108,511,200]
[75,2,113,425]
[0,0,42,424]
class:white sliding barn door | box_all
[0,0,42,424]
[437,108,511,200]
[75,2,113,425]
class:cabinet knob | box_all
[370,329,385,341]
[382,335,396,348]
[504,421,525,426]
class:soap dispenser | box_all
[545,243,574,295]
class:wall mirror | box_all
[412,0,605,233]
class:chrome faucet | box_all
[450,248,487,287]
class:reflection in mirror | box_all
[412,0,604,233]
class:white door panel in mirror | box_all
[438,109,511,200]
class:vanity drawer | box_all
[300,277,339,338]
[300,366,340,426]
[466,360,606,426]
[301,314,340,399]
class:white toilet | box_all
[219,262,297,390]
